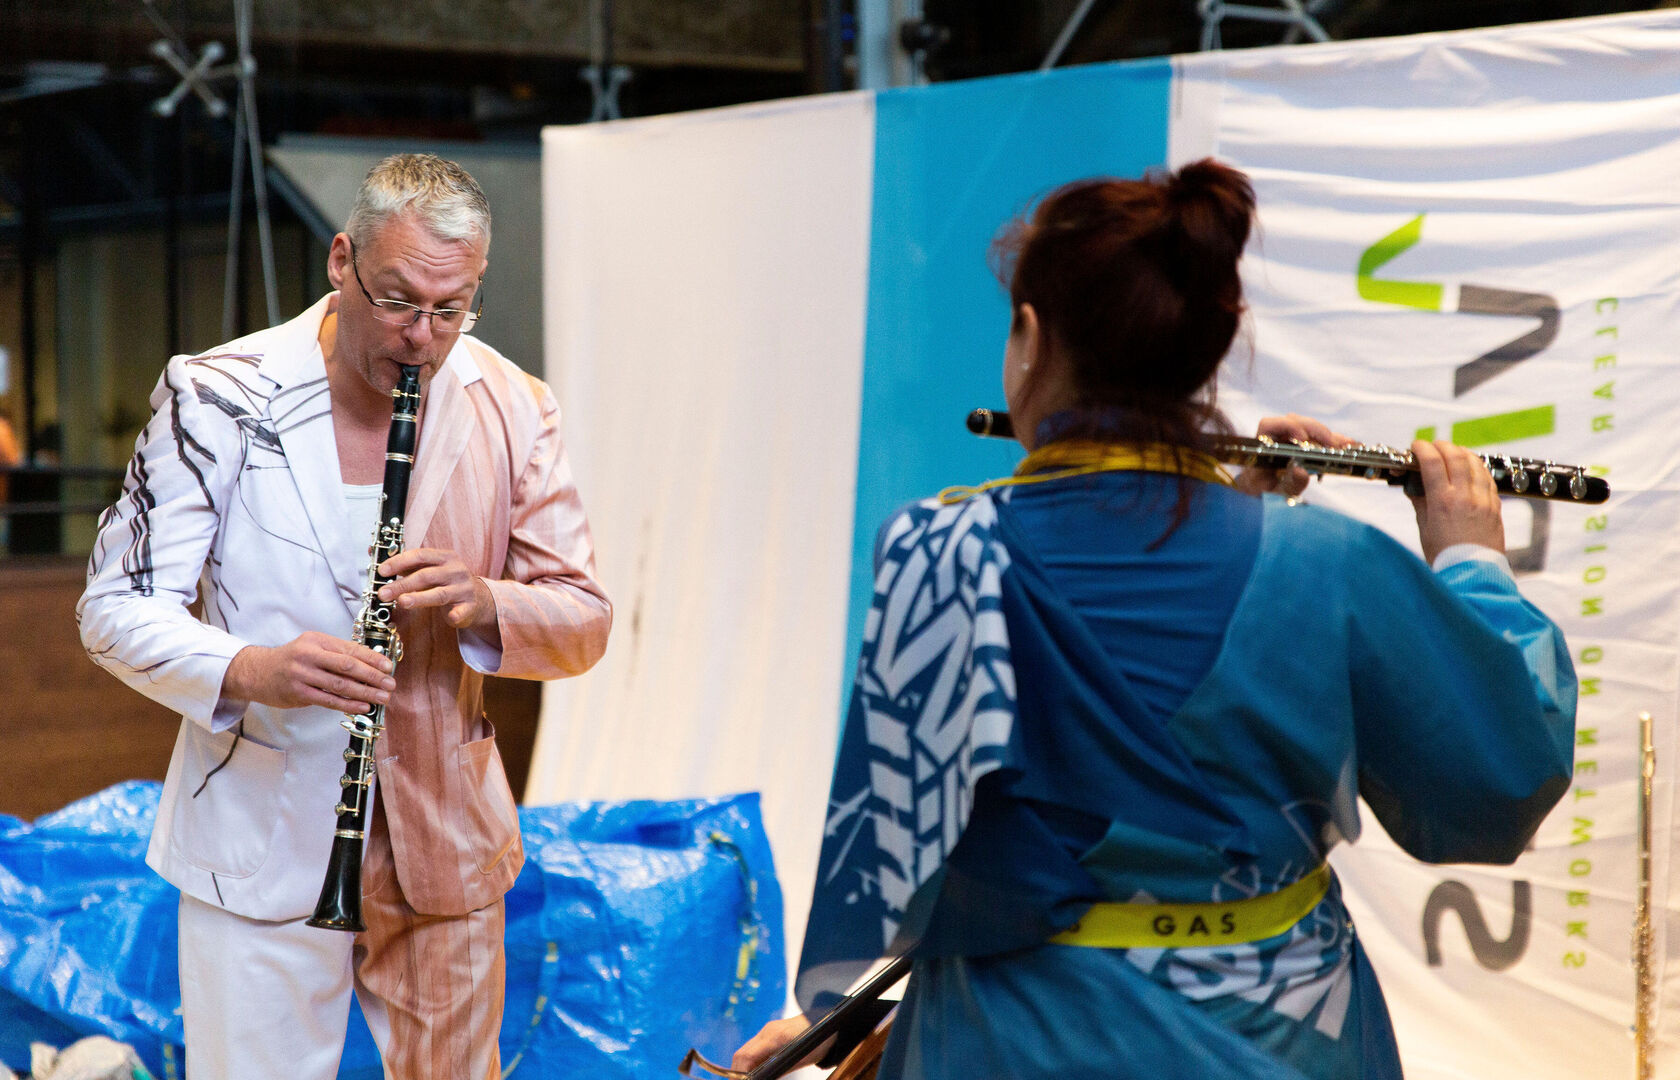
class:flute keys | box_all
[1510,469,1530,494]
[1538,471,1557,497]
[1571,471,1589,500]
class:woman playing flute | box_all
[737,159,1577,1080]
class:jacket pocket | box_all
[456,720,521,875]
[173,725,287,879]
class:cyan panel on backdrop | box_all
[848,59,1175,666]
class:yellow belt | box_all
[1049,864,1332,949]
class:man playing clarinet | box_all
[78,153,611,1080]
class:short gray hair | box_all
[345,153,492,251]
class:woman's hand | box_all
[731,1015,827,1074]
[1409,439,1505,565]
[1232,414,1356,498]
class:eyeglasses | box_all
[349,240,484,333]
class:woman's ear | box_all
[1016,302,1041,372]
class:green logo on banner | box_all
[1355,212,1562,567]
[1357,215,1445,312]
[1355,213,1613,982]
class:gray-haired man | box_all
[81,154,612,1078]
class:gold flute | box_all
[1634,710,1655,1080]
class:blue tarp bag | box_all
[0,782,783,1078]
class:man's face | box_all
[325,213,487,395]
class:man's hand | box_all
[378,547,499,636]
[1232,413,1357,498]
[223,632,395,713]
[731,1015,825,1074]
[1409,439,1505,565]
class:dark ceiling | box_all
[0,0,1670,231]
[925,0,1675,80]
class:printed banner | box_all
[1172,15,1680,1077]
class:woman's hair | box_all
[990,158,1255,452]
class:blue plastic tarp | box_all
[0,782,784,1078]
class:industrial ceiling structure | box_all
[0,0,1668,467]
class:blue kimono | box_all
[799,470,1576,1080]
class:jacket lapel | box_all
[263,295,364,605]
[403,340,482,548]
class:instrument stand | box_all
[140,0,281,337]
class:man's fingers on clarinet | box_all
[306,666,390,708]
[317,645,387,682]
[318,632,396,675]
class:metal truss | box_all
[141,0,280,334]
[1038,0,1337,72]
[1198,0,1335,49]
[583,0,633,121]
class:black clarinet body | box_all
[308,364,422,932]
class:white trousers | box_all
[175,785,506,1080]
[177,892,396,1080]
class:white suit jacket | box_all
[79,294,611,920]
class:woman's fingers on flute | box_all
[1409,439,1505,564]
[1257,412,1356,449]
[1240,414,1356,496]
[1411,438,1448,495]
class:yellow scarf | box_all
[939,439,1232,505]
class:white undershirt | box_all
[343,483,384,616]
[339,482,505,674]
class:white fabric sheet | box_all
[533,94,878,991]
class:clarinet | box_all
[308,364,422,932]
[965,408,1610,505]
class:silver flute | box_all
[965,409,1609,505]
